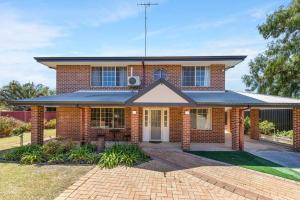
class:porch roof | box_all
[184,91,300,107]
[13,91,137,106]
[13,90,300,107]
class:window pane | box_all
[100,108,113,128]
[113,108,125,128]
[191,109,197,129]
[91,108,100,127]
[91,68,102,86]
[182,67,195,86]
[145,110,148,127]
[164,110,168,127]
[154,69,167,81]
[116,67,127,86]
[196,67,205,86]
[103,67,116,86]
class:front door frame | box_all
[142,107,169,142]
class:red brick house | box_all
[15,56,300,151]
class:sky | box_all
[0,0,289,91]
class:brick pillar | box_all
[239,109,244,151]
[293,108,300,151]
[230,107,242,150]
[250,108,260,140]
[80,107,91,144]
[31,106,44,145]
[182,108,191,151]
[131,107,139,144]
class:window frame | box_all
[191,108,212,130]
[91,107,126,129]
[181,66,211,87]
[90,66,128,87]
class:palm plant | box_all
[0,81,55,110]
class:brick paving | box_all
[55,149,300,200]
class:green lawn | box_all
[0,129,56,151]
[0,163,93,200]
[0,129,93,200]
[189,151,300,182]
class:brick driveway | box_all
[55,149,300,200]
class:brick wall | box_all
[169,107,225,143]
[190,108,225,143]
[250,109,260,140]
[56,107,81,140]
[293,108,300,151]
[31,106,44,144]
[56,64,225,94]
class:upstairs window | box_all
[91,67,127,86]
[153,69,167,81]
[182,66,210,87]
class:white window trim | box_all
[181,66,211,87]
[90,66,128,87]
[191,108,212,130]
[91,107,126,129]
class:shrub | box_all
[68,146,99,164]
[12,125,27,146]
[244,116,250,134]
[48,153,67,164]
[259,120,275,135]
[44,119,56,129]
[0,117,24,137]
[23,123,31,132]
[42,140,64,158]
[20,151,45,164]
[98,144,149,168]
[2,144,42,161]
[275,130,293,139]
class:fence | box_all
[0,111,56,122]
[245,109,292,131]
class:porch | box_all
[29,105,300,152]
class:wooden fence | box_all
[0,111,56,122]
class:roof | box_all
[34,55,247,69]
[13,91,137,106]
[13,89,300,108]
[184,91,300,107]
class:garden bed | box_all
[0,140,149,168]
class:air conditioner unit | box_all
[128,76,141,86]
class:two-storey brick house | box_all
[15,56,300,151]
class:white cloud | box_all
[0,4,63,51]
[0,3,63,87]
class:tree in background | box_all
[242,0,300,98]
[0,81,55,111]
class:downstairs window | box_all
[191,108,212,130]
[91,108,125,128]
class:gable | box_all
[133,84,188,103]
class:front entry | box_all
[143,108,169,142]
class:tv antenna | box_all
[137,2,158,57]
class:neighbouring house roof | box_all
[34,56,247,69]
[13,79,300,107]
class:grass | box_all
[189,151,300,182]
[0,129,56,151]
[0,163,92,200]
[0,129,93,200]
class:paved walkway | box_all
[55,148,300,200]
[244,136,300,172]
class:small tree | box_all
[12,126,27,146]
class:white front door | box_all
[143,108,169,142]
